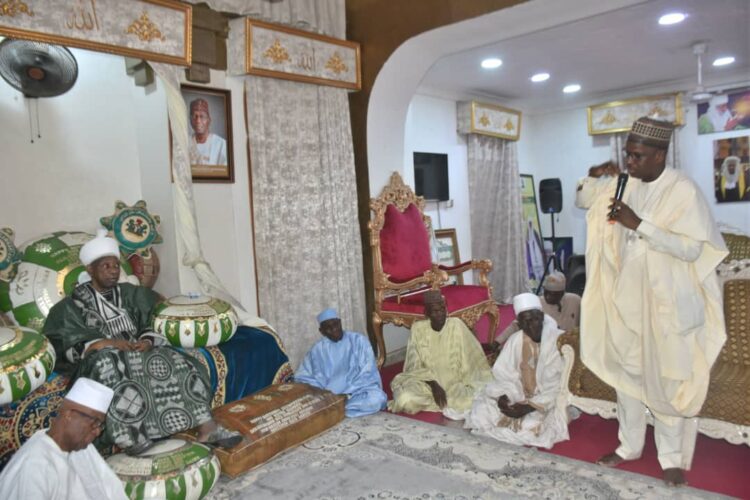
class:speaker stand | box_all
[535,212,560,295]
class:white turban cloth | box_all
[513,293,542,315]
[79,229,120,266]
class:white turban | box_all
[65,377,114,413]
[543,271,566,292]
[710,94,729,107]
[513,293,542,315]
[79,229,120,266]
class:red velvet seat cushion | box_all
[382,285,492,315]
[380,204,432,283]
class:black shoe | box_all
[201,426,243,449]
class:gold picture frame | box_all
[458,101,522,141]
[587,93,683,135]
[434,228,463,285]
[241,18,361,90]
[0,0,192,66]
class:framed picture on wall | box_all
[713,135,750,203]
[520,174,545,290]
[179,84,234,183]
[434,228,463,285]
[697,87,750,135]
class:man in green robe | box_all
[388,290,492,416]
[44,230,241,454]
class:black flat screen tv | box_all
[413,152,449,201]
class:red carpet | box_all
[380,304,750,498]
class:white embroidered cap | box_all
[513,292,542,315]
[65,377,114,413]
[79,229,120,266]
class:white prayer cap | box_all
[711,94,729,106]
[65,377,114,413]
[317,308,339,324]
[543,271,566,292]
[513,293,542,315]
[79,229,120,266]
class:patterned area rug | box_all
[207,412,724,499]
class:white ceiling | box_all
[418,0,750,114]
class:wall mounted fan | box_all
[0,38,78,98]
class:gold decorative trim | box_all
[125,11,166,42]
[0,0,191,66]
[245,18,361,91]
[478,113,490,127]
[0,0,33,17]
[468,101,522,141]
[587,93,683,135]
[325,51,347,74]
[262,39,289,64]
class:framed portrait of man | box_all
[180,84,234,182]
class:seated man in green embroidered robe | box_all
[43,230,241,454]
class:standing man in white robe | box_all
[576,117,727,486]
[465,293,569,449]
[295,308,387,417]
[0,378,127,500]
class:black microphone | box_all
[608,173,629,220]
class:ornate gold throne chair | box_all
[368,172,498,367]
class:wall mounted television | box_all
[413,152,449,201]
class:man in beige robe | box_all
[388,290,492,416]
[575,117,727,486]
[493,271,580,347]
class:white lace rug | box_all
[207,412,725,499]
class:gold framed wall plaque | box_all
[587,93,683,135]
[0,0,192,66]
[236,18,361,90]
[457,101,522,141]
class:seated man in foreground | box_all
[493,271,580,348]
[295,308,386,417]
[465,293,569,448]
[43,230,241,454]
[388,290,492,417]
[0,378,127,500]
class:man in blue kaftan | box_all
[295,308,386,417]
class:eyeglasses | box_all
[67,408,106,431]
[621,149,649,162]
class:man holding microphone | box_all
[575,117,727,486]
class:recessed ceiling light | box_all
[481,58,503,69]
[658,12,686,25]
[530,72,550,82]
[563,84,581,94]
[713,56,735,67]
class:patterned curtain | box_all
[244,72,365,370]
[466,134,526,303]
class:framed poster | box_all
[434,228,463,285]
[180,85,234,182]
[698,87,750,135]
[520,174,545,290]
[713,135,750,203]
[587,93,682,135]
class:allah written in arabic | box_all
[65,0,100,32]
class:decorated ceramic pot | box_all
[0,326,56,405]
[0,231,137,331]
[153,295,238,348]
[107,439,220,500]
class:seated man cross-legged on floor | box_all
[0,378,127,500]
[43,230,241,454]
[388,290,492,418]
[464,293,569,448]
[295,308,387,417]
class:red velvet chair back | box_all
[380,204,432,283]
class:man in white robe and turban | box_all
[464,293,569,448]
[0,378,127,500]
[575,117,727,486]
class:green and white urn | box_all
[0,325,56,405]
[153,295,238,348]
[107,439,221,500]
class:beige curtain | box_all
[466,134,526,303]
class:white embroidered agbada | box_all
[465,315,569,448]
[576,167,727,422]
[0,430,127,500]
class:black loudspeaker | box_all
[539,178,563,214]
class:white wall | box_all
[0,49,259,316]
